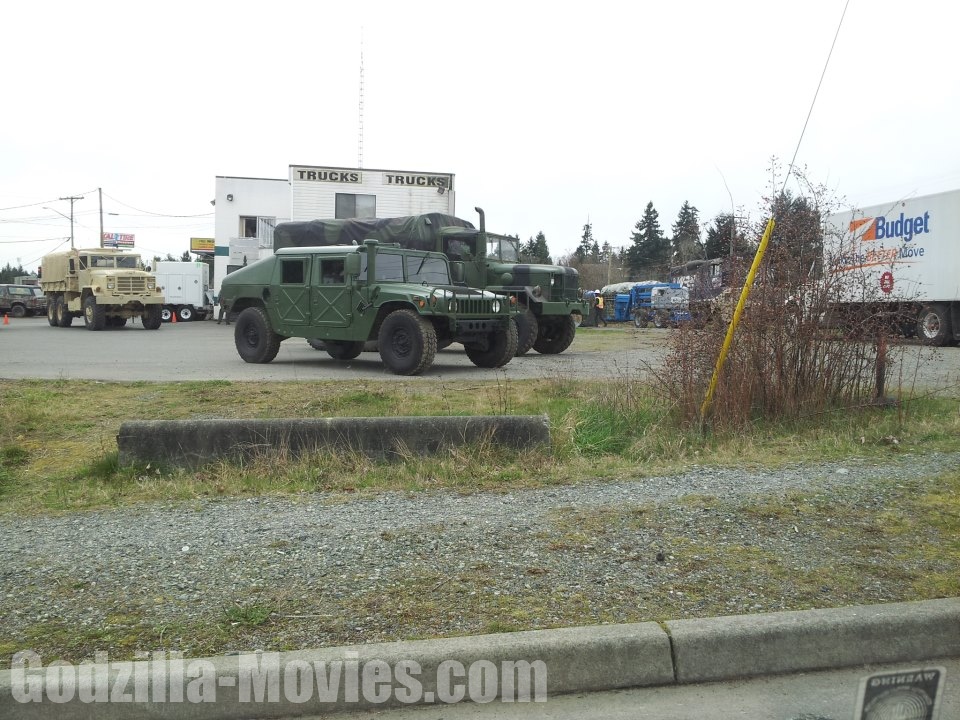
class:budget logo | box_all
[851,211,931,243]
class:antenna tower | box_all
[358,28,364,169]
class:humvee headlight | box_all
[491,299,501,313]
[449,298,458,313]
[532,285,542,297]
[550,276,556,286]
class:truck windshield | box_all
[407,255,449,285]
[486,235,520,262]
[116,256,140,269]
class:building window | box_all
[335,193,376,219]
[240,217,258,237]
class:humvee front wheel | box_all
[235,306,282,363]
[378,309,436,375]
[83,296,106,331]
[465,319,518,368]
[326,340,364,360]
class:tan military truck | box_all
[40,248,165,330]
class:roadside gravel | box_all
[2,450,957,663]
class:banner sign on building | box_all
[190,237,215,254]
[102,232,135,248]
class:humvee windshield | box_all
[486,234,520,262]
[358,252,451,285]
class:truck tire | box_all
[83,296,106,331]
[10,303,26,319]
[514,308,538,356]
[465,319,518,368]
[533,315,576,355]
[142,305,163,330]
[916,304,952,346]
[307,338,326,351]
[55,297,73,328]
[47,301,57,327]
[177,306,194,322]
[325,340,365,360]
[161,307,173,322]
[634,312,648,329]
[653,311,668,329]
[378,308,436,375]
[109,316,127,328]
[235,306,282,363]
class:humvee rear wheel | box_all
[306,338,326,351]
[142,305,162,330]
[235,306,282,363]
[83,296,106,331]
[514,308,539,356]
[533,315,576,355]
[378,309,436,375]
[326,340,364,360]
[465,319,518,368]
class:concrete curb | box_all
[2,598,957,718]
[116,415,551,469]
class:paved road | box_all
[1,316,958,393]
[0,317,664,382]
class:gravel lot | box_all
[2,450,957,662]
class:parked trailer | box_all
[824,189,960,346]
[154,261,213,322]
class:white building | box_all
[212,164,455,295]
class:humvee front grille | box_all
[455,297,496,315]
[116,277,148,294]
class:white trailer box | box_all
[154,261,212,322]
[824,189,960,345]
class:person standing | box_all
[593,291,608,327]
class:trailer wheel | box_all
[235,307,282,362]
[533,315,576,355]
[161,307,173,322]
[378,309,436,375]
[916,304,952,346]
[514,308,539,356]
[325,340,365,360]
[177,306,194,322]
[83,296,106,330]
[465,319,518,368]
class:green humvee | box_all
[218,240,518,375]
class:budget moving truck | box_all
[824,189,960,346]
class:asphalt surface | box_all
[3,316,960,391]
[0,316,663,382]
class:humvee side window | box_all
[375,253,404,281]
[320,259,345,285]
[280,259,306,284]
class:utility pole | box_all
[59,195,84,249]
[98,188,104,248]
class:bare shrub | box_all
[657,166,919,429]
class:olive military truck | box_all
[217,239,518,375]
[272,209,590,356]
[40,247,165,330]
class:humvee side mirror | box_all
[344,253,361,279]
[450,262,465,284]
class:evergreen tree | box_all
[0,262,27,284]
[574,223,595,261]
[626,202,668,279]
[180,250,192,262]
[671,201,702,264]
[767,190,823,280]
[521,231,552,264]
[705,214,741,258]
[589,240,600,263]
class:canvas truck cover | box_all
[273,214,475,252]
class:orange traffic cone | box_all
[171,312,177,323]
[3,314,8,325]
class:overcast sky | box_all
[2,0,957,272]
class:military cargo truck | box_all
[272,208,589,356]
[217,239,518,375]
[40,247,164,330]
